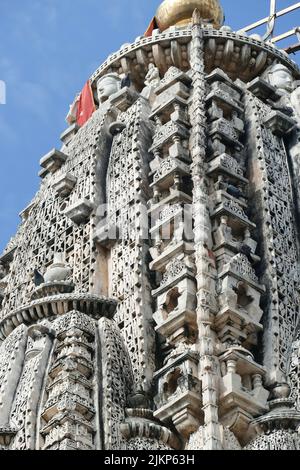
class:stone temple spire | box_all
[155,0,224,31]
[0,0,300,452]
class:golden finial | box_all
[156,0,224,32]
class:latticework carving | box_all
[245,93,300,378]
[1,109,109,321]
[107,99,155,390]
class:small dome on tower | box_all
[156,0,224,31]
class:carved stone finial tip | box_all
[192,8,201,26]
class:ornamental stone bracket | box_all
[60,124,79,146]
[64,198,94,225]
[263,110,295,137]
[40,149,68,176]
[52,173,77,198]
[246,77,281,102]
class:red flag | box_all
[144,17,158,37]
[76,80,96,127]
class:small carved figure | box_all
[96,73,122,103]
[144,63,161,89]
[264,63,300,119]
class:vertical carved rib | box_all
[189,10,221,450]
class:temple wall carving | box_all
[1,8,300,450]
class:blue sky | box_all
[0,0,299,253]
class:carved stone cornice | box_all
[0,293,117,340]
[90,28,300,88]
[121,408,181,450]
[252,398,300,433]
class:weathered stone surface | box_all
[1,2,300,451]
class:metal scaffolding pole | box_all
[237,1,300,33]
[237,1,300,55]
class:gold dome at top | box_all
[155,0,224,31]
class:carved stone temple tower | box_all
[1,0,300,451]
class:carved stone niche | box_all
[149,143,191,180]
[149,120,190,157]
[149,188,192,225]
[40,149,68,175]
[263,110,295,137]
[207,153,247,184]
[206,68,244,103]
[218,348,269,446]
[209,117,244,153]
[213,220,259,269]
[151,254,197,346]
[52,173,77,198]
[149,204,194,264]
[64,198,94,224]
[153,279,197,346]
[150,68,191,123]
[211,201,256,251]
[217,254,264,346]
[153,351,203,440]
[151,157,190,193]
[213,188,248,218]
[206,77,244,121]
[155,67,192,98]
[150,95,189,127]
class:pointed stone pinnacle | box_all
[192,8,201,26]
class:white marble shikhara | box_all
[0,1,300,451]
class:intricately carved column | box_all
[10,323,55,450]
[100,96,156,393]
[189,10,221,450]
[245,90,299,389]
[0,324,28,448]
